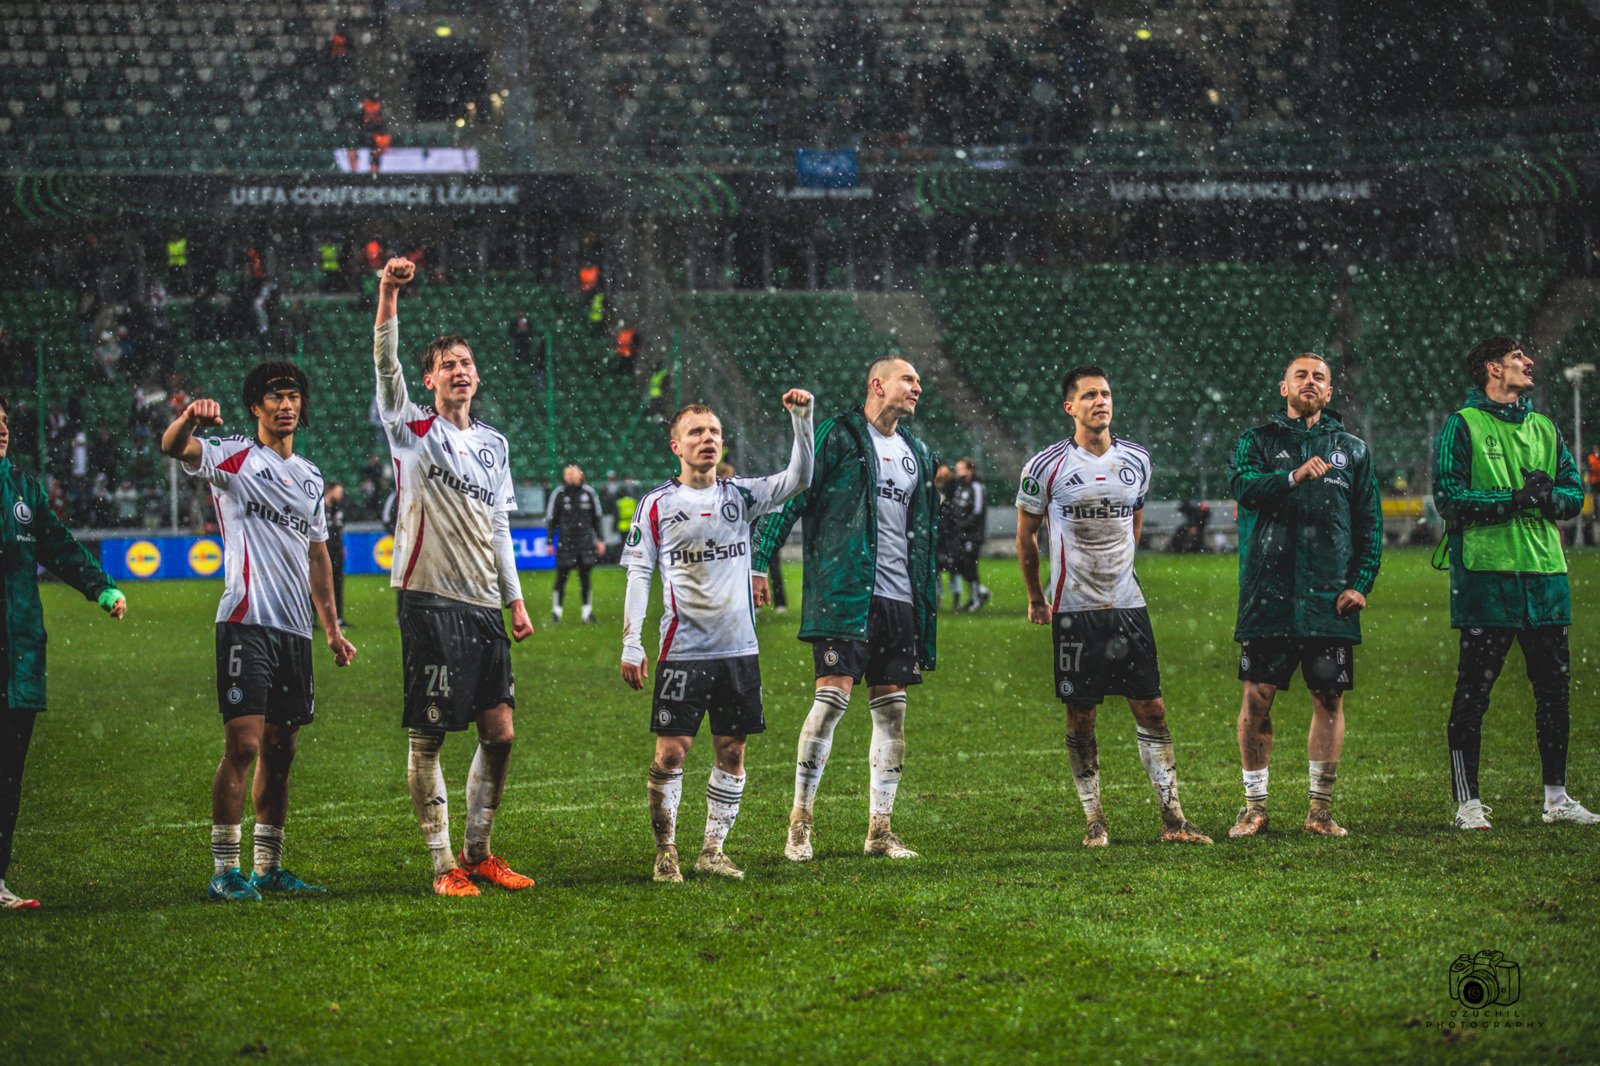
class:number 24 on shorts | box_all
[424,664,452,697]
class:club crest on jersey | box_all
[900,456,917,476]
[226,686,244,705]
[303,479,319,499]
[1119,467,1137,485]
[1021,476,1040,496]
[13,501,32,524]
[721,501,740,522]
[1329,450,1349,469]
[476,447,495,470]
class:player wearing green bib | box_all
[1434,336,1594,830]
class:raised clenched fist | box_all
[186,398,224,428]
[382,257,415,287]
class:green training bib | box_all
[1458,406,1566,574]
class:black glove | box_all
[1510,469,1554,510]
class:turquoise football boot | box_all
[249,867,328,895]
[208,867,262,902]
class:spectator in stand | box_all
[1586,445,1600,546]
[325,483,348,627]
[329,26,353,80]
[45,408,72,472]
[93,330,121,381]
[371,128,393,174]
[614,322,640,375]
[113,479,140,527]
[252,285,274,352]
[509,312,534,362]
[89,428,117,485]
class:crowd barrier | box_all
[98,528,558,581]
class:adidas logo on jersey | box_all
[1063,473,1084,488]
[662,510,691,527]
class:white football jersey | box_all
[185,435,328,637]
[1016,437,1151,613]
[374,318,518,609]
[869,424,917,603]
[623,476,796,661]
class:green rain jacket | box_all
[1432,390,1584,630]
[1228,410,1383,643]
[752,409,941,670]
[1,459,119,710]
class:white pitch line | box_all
[27,756,1454,836]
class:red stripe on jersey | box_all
[1044,449,1071,494]
[649,497,661,543]
[400,508,426,588]
[1094,476,1107,482]
[659,580,679,661]
[406,416,436,438]
[217,447,252,475]
[1051,543,1067,614]
[227,540,252,623]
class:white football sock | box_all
[211,824,241,874]
[647,764,684,848]
[252,824,284,875]
[868,692,908,816]
[407,729,454,875]
[464,740,512,864]
[1243,767,1269,805]
[704,768,746,851]
[793,686,850,813]
[1544,784,1570,807]
[1065,732,1102,821]
[1136,726,1182,819]
[1308,760,1338,809]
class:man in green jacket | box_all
[0,394,127,909]
[1434,336,1594,831]
[1227,354,1382,839]
[753,357,940,863]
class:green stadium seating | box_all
[690,291,973,462]
[921,263,1340,497]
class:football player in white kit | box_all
[620,394,814,882]
[1016,365,1211,848]
[161,362,357,901]
[373,258,536,897]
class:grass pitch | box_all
[2,549,1598,1063]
